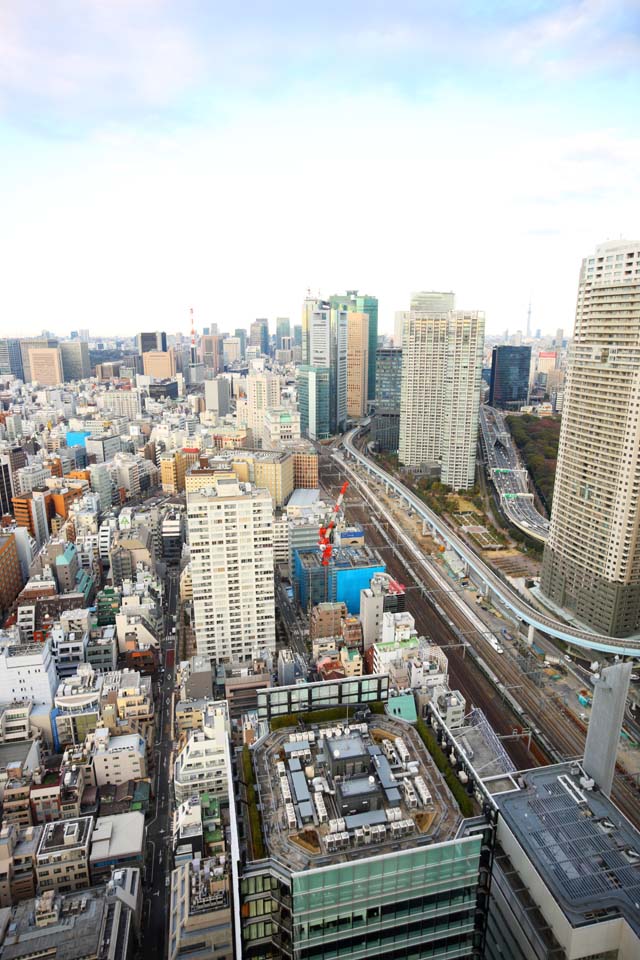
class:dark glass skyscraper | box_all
[372,347,403,451]
[488,345,531,410]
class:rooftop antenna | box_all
[190,307,198,365]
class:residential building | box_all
[541,240,640,636]
[0,821,42,905]
[188,475,275,662]
[169,856,232,960]
[331,290,379,401]
[27,347,64,386]
[0,638,57,707]
[35,816,93,892]
[488,345,531,410]
[90,728,147,786]
[173,706,228,803]
[345,311,369,418]
[59,341,91,381]
[398,309,484,489]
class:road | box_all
[341,424,640,657]
[479,405,549,541]
[319,448,640,827]
[141,564,179,954]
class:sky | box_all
[1,1,639,339]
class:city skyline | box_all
[1,3,639,337]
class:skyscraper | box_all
[19,338,58,384]
[331,290,378,402]
[136,331,167,353]
[201,334,223,373]
[234,328,247,359]
[372,346,403,451]
[28,347,64,386]
[276,316,291,350]
[398,308,484,489]
[345,312,369,419]
[488,345,531,410]
[301,297,347,434]
[297,366,331,440]
[249,319,269,356]
[0,339,25,380]
[59,341,91,381]
[188,475,275,662]
[541,239,640,637]
[246,371,281,446]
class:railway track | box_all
[319,454,640,828]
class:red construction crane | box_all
[318,481,349,566]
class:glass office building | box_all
[488,345,531,410]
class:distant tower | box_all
[190,307,198,365]
[526,300,531,339]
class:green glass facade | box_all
[298,365,331,440]
[241,836,483,959]
[330,291,379,403]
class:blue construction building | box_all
[293,544,385,613]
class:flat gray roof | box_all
[287,489,320,507]
[496,763,640,937]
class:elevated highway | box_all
[340,424,640,657]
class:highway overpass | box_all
[340,425,640,657]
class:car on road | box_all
[564,655,572,663]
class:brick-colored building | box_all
[0,534,24,617]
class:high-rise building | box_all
[301,297,348,434]
[246,372,281,446]
[222,337,241,365]
[331,290,378,401]
[187,475,275,663]
[398,309,484,489]
[0,456,13,516]
[297,366,331,441]
[19,338,58,383]
[488,345,531,410]
[276,317,291,350]
[59,341,91,381]
[142,350,177,379]
[395,292,456,346]
[541,239,640,637]
[0,338,25,379]
[372,347,403,452]
[249,319,269,356]
[234,328,247,359]
[136,331,167,353]
[28,347,64,386]
[201,334,223,373]
[292,324,302,348]
[345,311,369,419]
[204,378,231,417]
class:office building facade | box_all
[59,341,91,381]
[346,312,369,419]
[249,319,270,356]
[298,366,331,441]
[0,339,24,380]
[331,290,378,401]
[136,331,167,353]
[488,345,531,410]
[399,310,484,489]
[541,240,640,636]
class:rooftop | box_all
[38,817,93,855]
[297,544,384,571]
[287,489,321,508]
[251,714,462,871]
[495,762,640,936]
[90,812,145,863]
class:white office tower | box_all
[398,309,484,489]
[188,475,275,663]
[541,240,640,637]
[246,372,281,447]
[301,297,348,434]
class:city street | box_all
[141,565,180,954]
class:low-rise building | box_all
[89,811,145,883]
[173,705,228,804]
[90,729,147,787]
[35,816,93,893]
[168,855,232,960]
